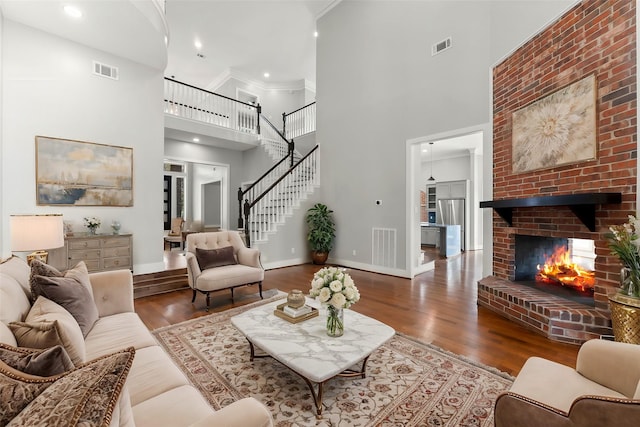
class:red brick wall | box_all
[492,0,636,311]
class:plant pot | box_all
[311,251,329,265]
[608,292,640,344]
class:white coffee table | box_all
[231,298,395,416]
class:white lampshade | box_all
[10,214,64,252]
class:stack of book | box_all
[274,302,319,323]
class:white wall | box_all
[1,20,165,274]
[317,0,578,275]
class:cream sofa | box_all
[494,339,640,426]
[0,256,273,427]
[185,231,264,310]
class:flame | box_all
[535,246,595,292]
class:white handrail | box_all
[284,103,316,139]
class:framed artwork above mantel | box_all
[35,136,133,206]
[511,74,597,174]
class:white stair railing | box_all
[164,78,259,134]
[283,102,316,139]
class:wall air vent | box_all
[93,61,119,80]
[431,37,452,56]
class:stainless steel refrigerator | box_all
[436,199,465,251]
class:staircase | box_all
[163,77,318,247]
[239,116,319,246]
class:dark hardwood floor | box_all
[135,249,579,376]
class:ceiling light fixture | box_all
[263,72,270,78]
[194,39,202,50]
[314,31,319,38]
[193,137,200,142]
[428,142,436,182]
[63,5,82,19]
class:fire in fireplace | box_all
[535,245,595,293]
[514,235,596,305]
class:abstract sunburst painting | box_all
[512,74,597,173]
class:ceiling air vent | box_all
[93,61,119,80]
[431,37,452,56]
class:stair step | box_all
[133,268,188,299]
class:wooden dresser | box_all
[49,233,132,272]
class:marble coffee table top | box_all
[231,298,395,383]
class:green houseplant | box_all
[606,215,640,344]
[306,203,336,265]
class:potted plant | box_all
[606,215,640,344]
[306,203,336,265]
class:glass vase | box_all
[326,305,344,337]
[88,226,98,235]
[620,267,640,298]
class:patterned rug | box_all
[152,293,513,426]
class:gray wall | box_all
[316,0,577,275]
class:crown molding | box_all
[207,68,315,93]
[316,0,343,20]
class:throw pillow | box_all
[31,274,99,337]
[29,259,63,302]
[9,296,86,365]
[2,347,135,427]
[196,246,237,270]
[0,359,53,424]
[0,343,74,377]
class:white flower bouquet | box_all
[309,266,360,309]
[84,217,101,234]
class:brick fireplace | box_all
[478,0,637,345]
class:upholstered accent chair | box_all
[185,231,264,310]
[494,339,640,427]
[164,217,185,250]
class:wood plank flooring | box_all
[135,250,579,376]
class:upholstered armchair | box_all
[185,231,264,310]
[494,339,640,427]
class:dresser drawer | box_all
[73,258,100,272]
[102,236,130,248]
[68,239,101,250]
[103,257,131,270]
[69,249,101,261]
[103,246,130,258]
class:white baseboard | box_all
[263,257,309,270]
[327,258,413,278]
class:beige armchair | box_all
[185,231,264,310]
[494,339,640,427]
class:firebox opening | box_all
[514,235,596,307]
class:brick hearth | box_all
[478,277,611,345]
[482,0,637,344]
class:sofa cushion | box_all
[132,385,215,427]
[0,323,17,347]
[126,346,190,406]
[196,264,264,291]
[196,246,237,270]
[0,273,31,325]
[0,256,31,299]
[5,347,135,427]
[0,343,74,376]
[31,274,99,337]
[510,356,627,413]
[85,312,157,360]
[10,296,86,365]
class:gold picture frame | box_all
[512,74,597,173]
[36,136,133,206]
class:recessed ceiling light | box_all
[193,137,200,142]
[263,72,270,78]
[314,31,318,38]
[194,39,202,50]
[63,5,82,19]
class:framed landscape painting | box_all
[36,136,133,206]
[512,74,597,173]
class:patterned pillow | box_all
[1,347,135,427]
[9,296,86,365]
[0,343,74,377]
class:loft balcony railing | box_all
[283,101,316,139]
[164,77,260,134]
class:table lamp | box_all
[10,214,64,264]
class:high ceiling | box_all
[164,0,337,89]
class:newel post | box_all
[237,187,244,229]
[243,199,251,247]
[256,103,262,134]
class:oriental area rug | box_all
[152,295,513,426]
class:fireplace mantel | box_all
[480,192,622,232]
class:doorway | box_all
[406,124,489,277]
[202,180,222,230]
